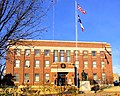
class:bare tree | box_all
[0,0,53,81]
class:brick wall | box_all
[6,40,113,85]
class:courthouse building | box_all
[6,40,113,86]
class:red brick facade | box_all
[6,40,113,85]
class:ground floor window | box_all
[24,73,29,82]
[45,74,49,83]
[35,74,39,82]
[14,73,19,82]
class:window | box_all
[66,50,71,62]
[102,73,106,81]
[35,49,40,56]
[100,51,104,57]
[15,60,20,68]
[92,51,96,56]
[75,60,79,68]
[45,74,49,83]
[15,49,20,56]
[14,74,19,82]
[101,61,105,68]
[45,60,49,68]
[35,74,39,82]
[44,50,50,56]
[53,50,58,62]
[25,60,30,68]
[84,61,88,68]
[35,60,40,68]
[83,51,88,56]
[93,73,97,80]
[24,73,29,82]
[25,49,30,56]
[60,50,64,62]
[93,61,97,68]
[75,50,79,56]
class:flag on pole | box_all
[78,15,84,32]
[104,53,109,64]
[77,4,86,14]
[105,47,112,56]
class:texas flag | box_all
[78,15,84,32]
[78,4,86,14]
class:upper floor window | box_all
[83,51,88,56]
[45,60,49,68]
[101,61,105,68]
[92,61,97,68]
[25,60,30,68]
[60,50,64,62]
[35,60,40,68]
[25,49,30,56]
[84,61,88,68]
[74,50,79,56]
[100,51,104,57]
[15,60,20,68]
[53,50,58,62]
[66,50,71,62]
[44,50,50,56]
[92,51,96,56]
[15,49,20,56]
[34,73,39,82]
[60,50,64,56]
[35,49,40,56]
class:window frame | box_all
[44,50,50,56]
[93,73,97,80]
[15,49,20,56]
[25,49,30,56]
[34,73,40,82]
[24,73,30,82]
[66,50,71,62]
[92,61,97,68]
[34,49,40,56]
[15,60,20,68]
[35,60,40,68]
[92,51,96,56]
[53,50,58,62]
[14,73,19,82]
[84,61,88,68]
[45,60,50,68]
[25,60,30,68]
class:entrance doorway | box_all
[57,72,68,86]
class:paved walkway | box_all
[103,86,120,92]
[77,86,120,96]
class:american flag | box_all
[78,4,86,14]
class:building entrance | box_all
[57,72,68,86]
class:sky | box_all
[41,0,120,75]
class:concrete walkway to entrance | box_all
[103,86,120,92]
[76,86,120,96]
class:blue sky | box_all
[41,0,120,75]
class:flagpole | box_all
[52,0,55,40]
[75,0,78,88]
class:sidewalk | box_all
[77,86,120,96]
[103,86,120,92]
